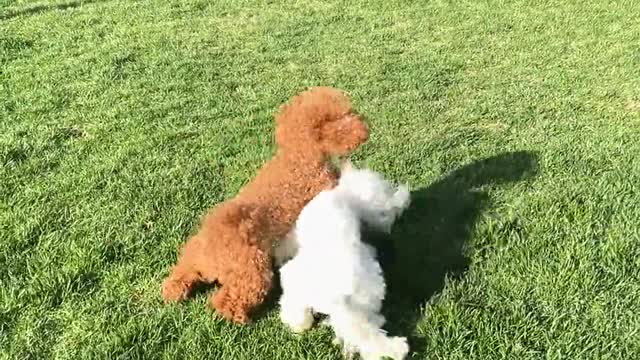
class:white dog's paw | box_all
[360,336,409,360]
[281,308,314,334]
[330,335,355,360]
[340,345,357,360]
[332,337,342,346]
[382,336,409,360]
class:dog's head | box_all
[338,162,411,233]
[274,87,369,156]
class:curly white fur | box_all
[276,162,411,360]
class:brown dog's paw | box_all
[161,278,190,303]
[210,291,251,324]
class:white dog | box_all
[276,162,411,360]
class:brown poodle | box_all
[162,87,369,324]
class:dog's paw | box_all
[161,278,189,303]
[381,336,409,360]
[210,292,251,324]
[289,319,313,334]
[340,345,357,360]
[280,307,314,333]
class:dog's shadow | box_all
[364,151,539,354]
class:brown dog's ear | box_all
[319,114,369,156]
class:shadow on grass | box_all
[366,151,539,353]
[0,0,102,21]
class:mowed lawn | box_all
[2,0,640,358]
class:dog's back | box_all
[281,187,386,313]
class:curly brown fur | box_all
[162,87,369,324]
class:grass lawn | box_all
[2,0,640,358]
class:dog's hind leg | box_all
[328,305,409,360]
[209,245,273,324]
[161,235,208,302]
[279,286,314,333]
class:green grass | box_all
[2,0,640,358]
